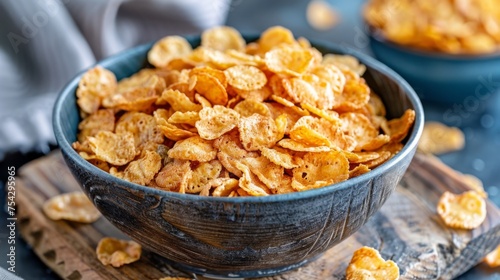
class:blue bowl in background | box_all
[369,32,500,104]
[53,35,424,278]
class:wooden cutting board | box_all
[15,151,500,280]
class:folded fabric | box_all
[0,267,23,280]
[0,0,230,160]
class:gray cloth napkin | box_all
[0,0,230,160]
[0,267,23,280]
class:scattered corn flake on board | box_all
[15,151,500,280]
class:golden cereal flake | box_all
[148,36,193,68]
[484,244,500,267]
[43,192,101,223]
[96,237,142,268]
[195,106,240,140]
[88,131,136,166]
[346,246,399,280]
[437,191,487,229]
[418,121,465,155]
[76,66,117,114]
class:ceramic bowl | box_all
[53,35,424,278]
[368,32,500,104]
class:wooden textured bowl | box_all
[53,35,424,278]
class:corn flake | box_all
[103,88,157,112]
[217,152,243,178]
[157,122,197,141]
[238,114,279,151]
[122,150,162,185]
[382,109,416,143]
[340,112,379,151]
[259,26,296,53]
[290,116,332,147]
[334,79,370,112]
[210,178,239,197]
[418,121,465,155]
[361,134,391,151]
[278,139,331,152]
[77,109,115,142]
[190,47,240,70]
[117,72,166,96]
[306,0,340,31]
[225,65,267,91]
[290,116,348,149]
[265,47,314,76]
[88,158,111,172]
[201,26,246,52]
[323,54,366,76]
[484,245,500,268]
[190,66,228,87]
[349,152,382,164]
[301,103,340,124]
[116,112,164,151]
[234,99,272,117]
[76,67,117,114]
[346,246,399,280]
[168,136,217,162]
[148,36,193,68]
[213,130,249,159]
[362,151,392,169]
[43,192,101,223]
[437,191,487,229]
[232,86,272,102]
[156,89,202,112]
[96,237,142,268]
[349,164,371,178]
[192,72,228,105]
[184,160,222,194]
[196,106,240,140]
[225,49,264,66]
[266,102,302,133]
[235,162,270,196]
[282,77,318,105]
[292,151,349,191]
[88,131,136,166]
[241,156,285,192]
[155,160,191,192]
[260,147,302,169]
[168,111,200,126]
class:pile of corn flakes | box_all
[72,26,415,197]
[364,0,500,54]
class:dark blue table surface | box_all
[1,0,499,279]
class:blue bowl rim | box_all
[367,25,500,61]
[53,34,424,204]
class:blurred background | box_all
[1,0,499,279]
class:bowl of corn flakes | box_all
[364,0,500,104]
[53,26,423,278]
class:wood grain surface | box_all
[15,151,500,280]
